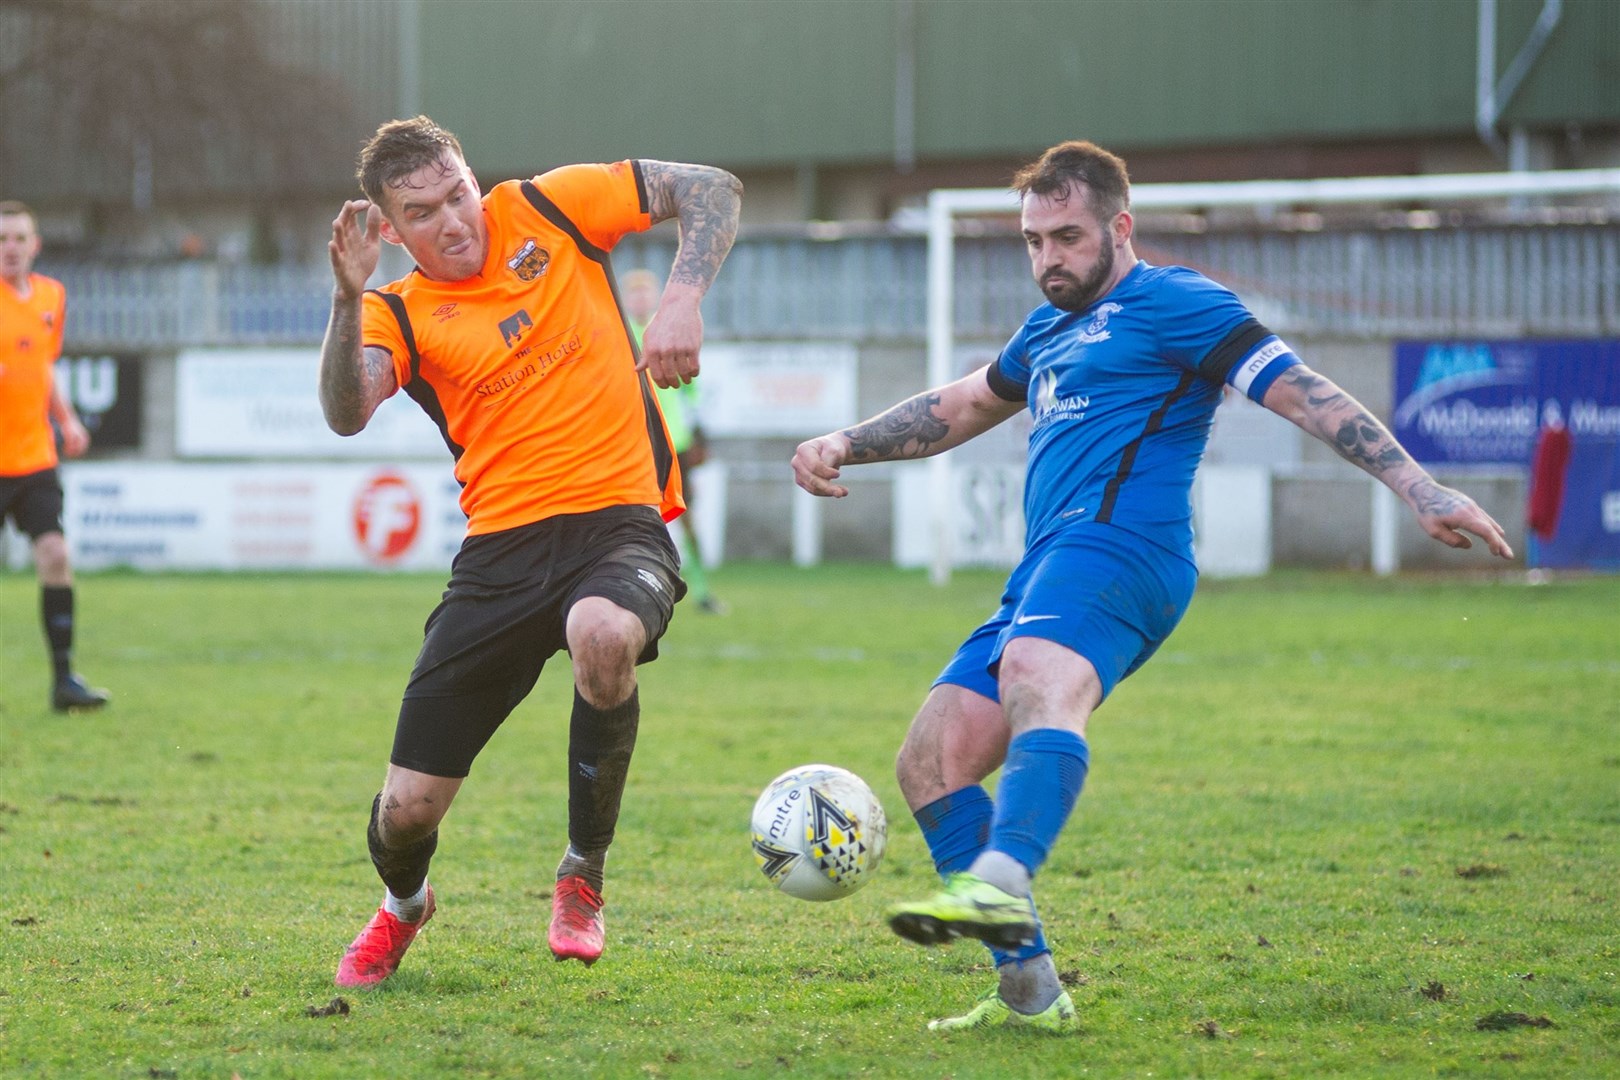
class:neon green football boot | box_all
[929,986,1078,1034]
[886,871,1039,949]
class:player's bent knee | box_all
[998,639,1102,732]
[379,801,445,842]
[567,597,645,653]
[895,743,948,809]
[566,599,644,706]
[894,686,1008,809]
[379,771,460,839]
[32,533,71,583]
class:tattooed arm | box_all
[635,160,744,388]
[320,198,398,434]
[1263,363,1513,558]
[793,366,1022,498]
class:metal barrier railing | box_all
[45,222,1620,351]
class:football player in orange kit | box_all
[0,201,109,713]
[321,117,740,986]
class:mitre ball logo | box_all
[353,471,422,563]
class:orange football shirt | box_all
[362,161,684,535]
[0,273,68,476]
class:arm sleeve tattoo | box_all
[843,392,950,462]
[319,298,394,433]
[640,160,743,292]
[1275,366,1413,476]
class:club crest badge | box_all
[506,239,551,282]
[1078,301,1123,344]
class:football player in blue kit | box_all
[791,140,1512,1033]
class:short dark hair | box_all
[356,116,466,207]
[1012,140,1131,219]
[0,200,37,225]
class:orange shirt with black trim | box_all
[362,161,684,536]
[0,272,68,477]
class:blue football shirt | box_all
[989,260,1299,561]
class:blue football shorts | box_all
[935,521,1198,703]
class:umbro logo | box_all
[432,303,459,321]
[636,568,664,593]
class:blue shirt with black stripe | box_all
[989,260,1299,563]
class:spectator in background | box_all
[0,201,110,713]
[624,267,726,614]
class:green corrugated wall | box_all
[419,0,1619,175]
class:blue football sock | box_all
[914,784,1050,965]
[989,727,1090,876]
[913,785,992,876]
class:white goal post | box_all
[925,167,1620,584]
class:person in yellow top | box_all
[623,267,725,614]
[320,116,740,986]
[0,201,109,713]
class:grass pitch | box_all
[1,564,1616,1078]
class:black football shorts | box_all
[0,468,65,540]
[390,504,686,778]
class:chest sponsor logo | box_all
[476,362,538,400]
[498,309,534,347]
[1077,302,1122,345]
[1033,369,1090,424]
[479,329,586,402]
[506,239,551,282]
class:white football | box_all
[750,763,887,901]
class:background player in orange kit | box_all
[623,267,726,614]
[320,117,740,986]
[0,200,110,713]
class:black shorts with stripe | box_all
[0,468,65,540]
[391,504,686,778]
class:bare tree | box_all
[0,0,365,210]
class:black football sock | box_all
[366,792,438,902]
[556,844,607,894]
[41,585,74,683]
[563,686,640,892]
